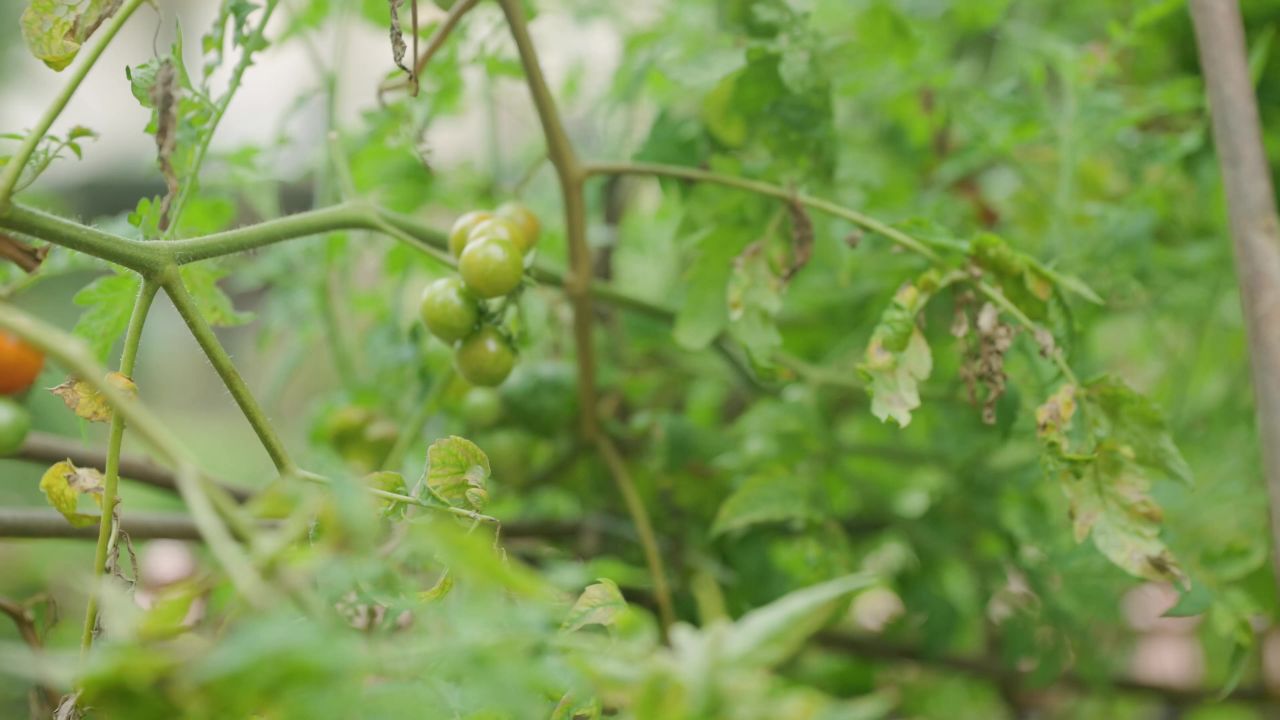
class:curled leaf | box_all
[424,436,490,511]
[39,460,103,527]
[20,0,123,71]
[51,372,137,423]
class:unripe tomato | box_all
[420,277,480,343]
[459,234,523,299]
[454,326,516,387]
[0,331,43,395]
[496,202,540,253]
[448,210,493,258]
[469,216,528,254]
[0,397,31,455]
[460,387,503,429]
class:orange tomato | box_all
[0,331,44,395]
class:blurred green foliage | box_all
[2,0,1279,718]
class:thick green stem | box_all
[168,202,381,263]
[497,0,598,441]
[0,204,162,272]
[162,275,295,473]
[164,0,280,237]
[80,281,158,653]
[0,0,150,209]
[0,302,268,603]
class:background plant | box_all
[0,0,1277,718]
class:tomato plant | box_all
[0,0,1277,718]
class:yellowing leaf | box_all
[38,460,103,527]
[418,571,454,603]
[50,372,136,422]
[563,579,627,632]
[424,436,490,511]
[1038,378,1191,587]
[20,0,124,71]
[858,273,952,428]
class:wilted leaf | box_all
[51,372,137,422]
[151,58,180,232]
[424,436,490,510]
[858,272,954,427]
[563,579,627,632]
[20,0,123,71]
[1038,378,1190,587]
[39,460,103,527]
[724,573,877,669]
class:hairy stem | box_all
[80,280,158,653]
[0,0,150,209]
[162,275,295,473]
[0,203,162,272]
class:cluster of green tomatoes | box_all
[419,202,540,387]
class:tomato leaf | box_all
[858,273,948,427]
[38,460,103,527]
[20,0,123,71]
[50,372,137,423]
[424,436,490,511]
[712,472,816,536]
[724,573,876,669]
[563,579,627,632]
[72,271,140,362]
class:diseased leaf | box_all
[1088,377,1193,486]
[712,472,815,536]
[72,271,141,362]
[724,573,876,669]
[424,436,490,510]
[858,274,947,427]
[39,460,103,527]
[51,372,137,423]
[1037,379,1190,587]
[20,0,123,71]
[563,579,627,632]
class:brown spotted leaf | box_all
[20,0,123,71]
[51,372,137,422]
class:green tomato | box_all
[470,216,530,254]
[460,387,504,429]
[458,234,523,299]
[420,277,480,343]
[495,203,540,253]
[448,210,493,258]
[454,326,516,387]
[0,398,31,455]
